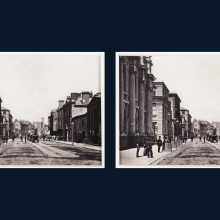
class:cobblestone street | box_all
[0,138,101,165]
[157,138,220,165]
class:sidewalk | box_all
[120,139,190,166]
[0,139,12,147]
[52,140,101,151]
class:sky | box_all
[0,53,101,124]
[147,53,220,122]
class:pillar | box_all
[146,80,151,135]
[120,57,125,134]
[129,64,136,136]
[138,71,145,136]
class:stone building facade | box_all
[87,93,101,145]
[199,122,207,137]
[119,56,156,147]
[168,93,182,140]
[152,80,172,140]
[9,114,13,138]
[1,107,11,138]
[72,113,87,142]
[57,92,92,141]
[193,119,200,136]
[14,119,21,136]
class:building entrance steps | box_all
[54,140,101,151]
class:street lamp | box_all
[167,112,171,143]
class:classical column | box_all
[138,68,145,136]
[146,79,151,135]
[129,63,136,136]
[119,57,125,134]
[135,72,138,100]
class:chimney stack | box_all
[82,91,93,105]
[59,100,65,108]
[71,93,81,102]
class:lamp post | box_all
[176,119,179,141]
[71,121,74,146]
[66,124,68,142]
[167,112,171,143]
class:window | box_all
[152,103,156,107]
[82,120,84,126]
[153,89,156,96]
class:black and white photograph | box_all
[116,52,220,168]
[0,52,104,168]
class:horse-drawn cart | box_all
[31,135,39,143]
[209,134,218,143]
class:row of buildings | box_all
[192,119,220,137]
[48,91,101,145]
[0,98,14,140]
[119,56,194,147]
[0,97,48,140]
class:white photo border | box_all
[0,52,105,168]
[116,52,220,168]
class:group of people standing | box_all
[136,134,169,158]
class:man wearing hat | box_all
[157,136,162,153]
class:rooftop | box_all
[169,93,181,102]
[1,106,10,111]
[154,80,170,92]
[180,107,189,111]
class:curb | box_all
[150,143,184,165]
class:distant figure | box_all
[21,135,23,142]
[162,138,166,151]
[191,135,194,143]
[199,135,202,141]
[204,136,205,143]
[12,135,14,142]
[25,136,26,143]
[135,131,140,158]
[157,136,162,153]
[53,135,55,141]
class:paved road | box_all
[0,138,101,165]
[157,138,220,165]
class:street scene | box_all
[0,53,103,166]
[118,53,220,167]
[0,137,101,165]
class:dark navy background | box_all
[0,1,220,219]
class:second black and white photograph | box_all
[116,52,220,168]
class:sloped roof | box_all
[72,106,87,118]
[180,107,189,111]
[1,106,10,111]
[169,93,181,102]
[87,93,101,107]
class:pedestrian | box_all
[162,138,166,151]
[144,138,153,158]
[191,135,194,143]
[157,136,162,153]
[199,135,201,142]
[135,131,140,158]
[25,136,26,143]
[12,135,14,142]
[204,136,205,143]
